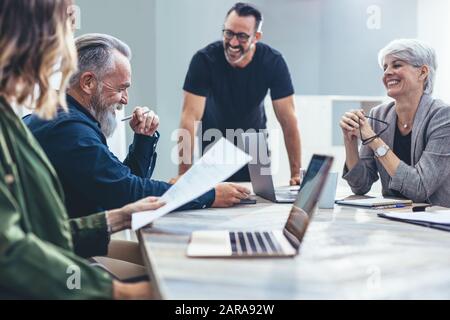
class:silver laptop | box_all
[187,154,334,258]
[242,132,299,203]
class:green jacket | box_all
[0,97,113,299]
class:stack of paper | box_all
[131,138,252,230]
[378,211,450,231]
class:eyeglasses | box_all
[359,116,389,145]
[222,29,252,43]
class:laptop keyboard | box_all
[229,231,284,256]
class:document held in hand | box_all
[132,138,252,230]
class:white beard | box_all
[89,89,120,138]
[97,108,117,138]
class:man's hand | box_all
[168,175,181,185]
[212,183,251,208]
[289,175,301,186]
[129,107,159,136]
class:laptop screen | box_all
[282,155,333,250]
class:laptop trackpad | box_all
[187,231,232,257]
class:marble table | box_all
[138,185,450,299]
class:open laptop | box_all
[187,154,334,258]
[242,132,299,203]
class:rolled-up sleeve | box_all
[69,212,110,258]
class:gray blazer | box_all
[343,94,450,208]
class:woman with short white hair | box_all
[340,39,450,207]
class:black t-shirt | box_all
[391,125,412,198]
[183,41,295,181]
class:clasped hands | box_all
[340,109,376,143]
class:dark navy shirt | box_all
[183,41,295,181]
[24,95,215,218]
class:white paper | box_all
[131,138,252,230]
[382,211,450,225]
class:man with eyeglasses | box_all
[172,2,303,186]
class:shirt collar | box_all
[66,94,101,127]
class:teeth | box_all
[228,47,240,52]
[387,80,400,86]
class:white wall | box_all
[106,109,126,160]
[150,0,418,181]
[75,0,157,161]
[417,0,450,103]
[72,0,425,183]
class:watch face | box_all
[376,145,389,157]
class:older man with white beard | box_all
[24,33,250,220]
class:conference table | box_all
[138,184,450,299]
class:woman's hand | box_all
[340,109,377,171]
[106,197,165,233]
[340,109,376,143]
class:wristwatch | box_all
[374,144,390,158]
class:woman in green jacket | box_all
[0,0,163,299]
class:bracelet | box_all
[361,134,380,145]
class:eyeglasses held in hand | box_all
[359,115,389,145]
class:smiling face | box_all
[382,55,427,99]
[90,50,131,137]
[223,11,261,67]
[98,50,131,110]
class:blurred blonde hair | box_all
[0,0,78,119]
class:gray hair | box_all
[378,39,437,95]
[69,33,132,87]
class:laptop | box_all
[187,154,334,258]
[242,132,299,203]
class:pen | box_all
[121,110,151,122]
[374,204,407,210]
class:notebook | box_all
[335,197,413,209]
[378,210,450,232]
